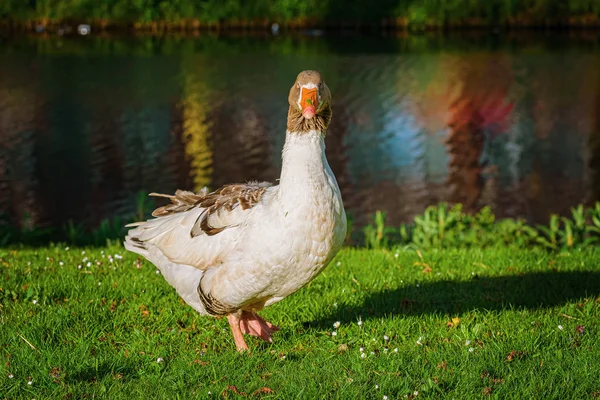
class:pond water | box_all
[1,32,599,237]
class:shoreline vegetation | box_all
[1,1,600,32]
[4,201,600,251]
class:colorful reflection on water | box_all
[1,33,599,236]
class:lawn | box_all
[1,245,599,399]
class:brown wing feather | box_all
[149,182,272,237]
[150,188,210,217]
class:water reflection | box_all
[0,33,599,237]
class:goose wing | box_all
[125,181,273,269]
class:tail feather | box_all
[123,218,208,315]
[124,228,150,258]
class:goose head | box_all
[287,70,332,134]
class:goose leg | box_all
[239,311,280,343]
[227,313,249,351]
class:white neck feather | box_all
[278,130,329,199]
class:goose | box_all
[124,70,346,351]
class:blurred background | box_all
[0,1,599,245]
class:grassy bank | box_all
[2,0,600,31]
[1,245,599,398]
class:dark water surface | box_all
[1,32,599,236]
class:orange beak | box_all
[300,87,318,119]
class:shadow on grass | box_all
[66,362,138,384]
[309,271,600,328]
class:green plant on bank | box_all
[362,202,600,250]
[363,211,397,249]
[536,204,600,250]
[0,191,153,247]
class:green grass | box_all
[1,245,600,399]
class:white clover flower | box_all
[394,348,398,352]
[27,380,33,385]
[332,331,337,337]
[115,254,123,260]
[98,282,101,286]
[468,347,474,353]
[156,270,160,274]
[86,262,91,267]
[359,347,364,352]
[8,374,14,379]
[78,265,82,269]
[383,396,389,400]
[65,246,70,251]
[375,384,379,389]
[414,391,419,396]
[361,353,366,358]
[384,335,390,341]
[558,325,564,330]
[32,300,37,305]
[465,340,471,346]
[59,261,64,266]
[157,357,164,363]
[333,321,341,329]
[336,261,341,266]
[81,251,86,255]
[357,319,363,327]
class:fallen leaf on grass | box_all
[253,387,274,396]
[505,350,525,362]
[49,367,63,383]
[446,317,460,328]
[222,385,247,397]
[414,261,431,270]
[480,370,505,384]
